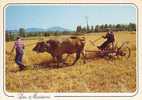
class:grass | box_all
[5,31,136,92]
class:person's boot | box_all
[97,46,101,50]
[19,65,25,71]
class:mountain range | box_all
[6,26,73,33]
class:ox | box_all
[32,36,86,66]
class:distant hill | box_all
[46,26,71,32]
[26,28,45,32]
[6,30,18,33]
[6,26,72,33]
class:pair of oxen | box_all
[33,36,86,66]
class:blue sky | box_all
[6,4,136,30]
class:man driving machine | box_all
[97,29,115,50]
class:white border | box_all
[3,3,138,98]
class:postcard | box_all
[0,0,141,100]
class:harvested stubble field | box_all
[5,31,136,92]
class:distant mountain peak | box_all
[6,26,72,33]
[26,28,45,32]
[47,26,70,32]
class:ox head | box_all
[32,41,48,53]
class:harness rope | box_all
[89,36,102,46]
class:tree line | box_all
[6,23,136,41]
[76,23,136,33]
[6,28,74,41]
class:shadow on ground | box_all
[31,60,71,70]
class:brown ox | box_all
[32,36,86,66]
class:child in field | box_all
[10,36,26,71]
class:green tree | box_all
[76,25,82,33]
[19,28,26,37]
[81,27,87,33]
[128,23,136,31]
[112,24,116,31]
[91,26,94,32]
[6,31,11,41]
[116,24,121,31]
[100,24,105,32]
[86,25,90,33]
[95,25,100,32]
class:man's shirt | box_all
[14,39,24,54]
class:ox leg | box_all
[72,52,81,65]
[56,56,60,67]
[81,50,86,64]
[51,54,57,63]
[56,55,64,67]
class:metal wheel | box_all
[117,45,131,60]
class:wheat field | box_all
[5,31,136,92]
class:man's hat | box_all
[16,36,21,40]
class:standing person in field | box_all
[97,29,115,50]
[10,36,26,71]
